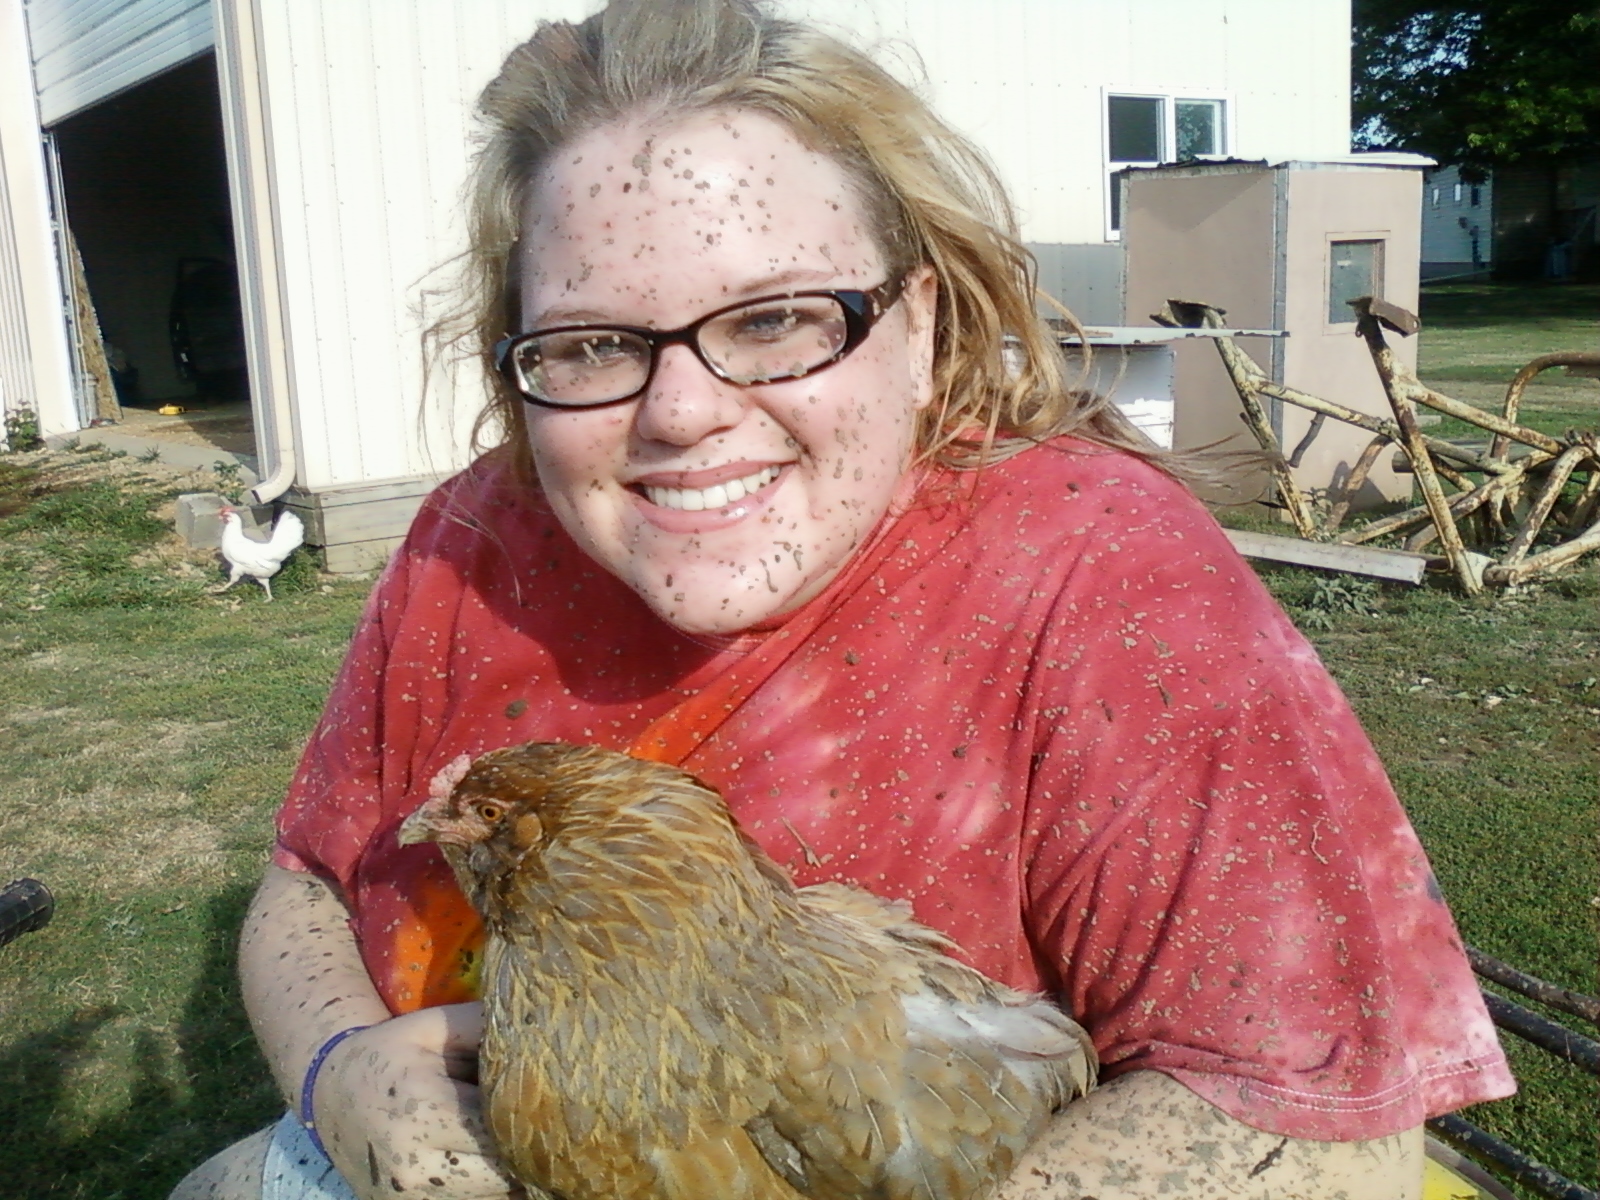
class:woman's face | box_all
[517,109,936,636]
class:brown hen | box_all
[398,742,1095,1200]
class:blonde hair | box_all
[455,0,1183,482]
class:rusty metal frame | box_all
[1156,299,1600,594]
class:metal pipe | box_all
[1353,303,1480,594]
[1500,446,1594,566]
[1468,946,1600,1026]
[1428,1114,1599,1200]
[1494,352,1600,462]
[1485,509,1600,585]
[1481,990,1600,1074]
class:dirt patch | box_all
[114,401,255,456]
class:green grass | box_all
[0,449,369,1197]
[1416,282,1600,428]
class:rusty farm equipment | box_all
[1156,298,1600,596]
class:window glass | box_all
[1328,240,1384,323]
[1108,96,1163,163]
[1175,99,1223,159]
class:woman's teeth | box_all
[643,465,779,511]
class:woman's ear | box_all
[901,264,939,412]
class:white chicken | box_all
[213,506,305,601]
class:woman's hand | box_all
[996,1071,1423,1200]
[312,1002,519,1200]
[240,865,519,1198]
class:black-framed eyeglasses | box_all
[494,277,905,409]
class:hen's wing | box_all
[220,511,303,577]
[481,919,808,1200]
[747,883,1095,1200]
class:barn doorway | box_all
[48,53,255,461]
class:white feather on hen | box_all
[214,507,304,600]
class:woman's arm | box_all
[239,864,516,1199]
[998,1071,1423,1200]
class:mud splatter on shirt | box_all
[275,438,1513,1141]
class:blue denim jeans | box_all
[262,1112,358,1200]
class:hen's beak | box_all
[398,753,480,847]
[397,799,443,846]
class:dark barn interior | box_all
[51,53,251,415]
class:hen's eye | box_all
[476,801,505,824]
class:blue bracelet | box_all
[299,1025,370,1159]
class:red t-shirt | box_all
[275,437,1514,1141]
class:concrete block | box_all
[176,494,274,549]
[176,493,228,549]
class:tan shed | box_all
[1122,156,1433,508]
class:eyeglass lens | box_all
[510,294,852,406]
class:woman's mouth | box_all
[640,464,781,512]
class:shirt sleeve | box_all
[1020,482,1514,1140]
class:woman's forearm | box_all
[239,863,392,1107]
[999,1070,1423,1200]
[240,867,512,1199]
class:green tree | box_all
[1353,1,1600,168]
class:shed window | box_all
[1106,93,1228,235]
[1108,96,1163,163]
[1175,99,1223,159]
[1329,240,1384,324]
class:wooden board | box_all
[1225,528,1429,584]
[286,475,441,547]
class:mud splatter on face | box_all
[516,110,936,636]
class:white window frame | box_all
[1103,88,1234,241]
[1325,233,1388,329]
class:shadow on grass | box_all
[0,885,281,1200]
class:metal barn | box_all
[0,0,1353,569]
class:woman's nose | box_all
[632,344,749,446]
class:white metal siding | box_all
[786,0,1350,245]
[251,1,593,492]
[1,0,76,434]
[26,0,214,126]
[0,140,35,420]
[249,0,1350,492]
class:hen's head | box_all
[398,742,786,922]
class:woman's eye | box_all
[550,334,633,368]
[732,307,805,341]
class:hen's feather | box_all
[398,742,1096,1200]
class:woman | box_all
[174,2,1513,1197]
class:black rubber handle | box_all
[0,879,54,949]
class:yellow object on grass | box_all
[1424,1154,1490,1199]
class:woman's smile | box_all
[628,461,788,530]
